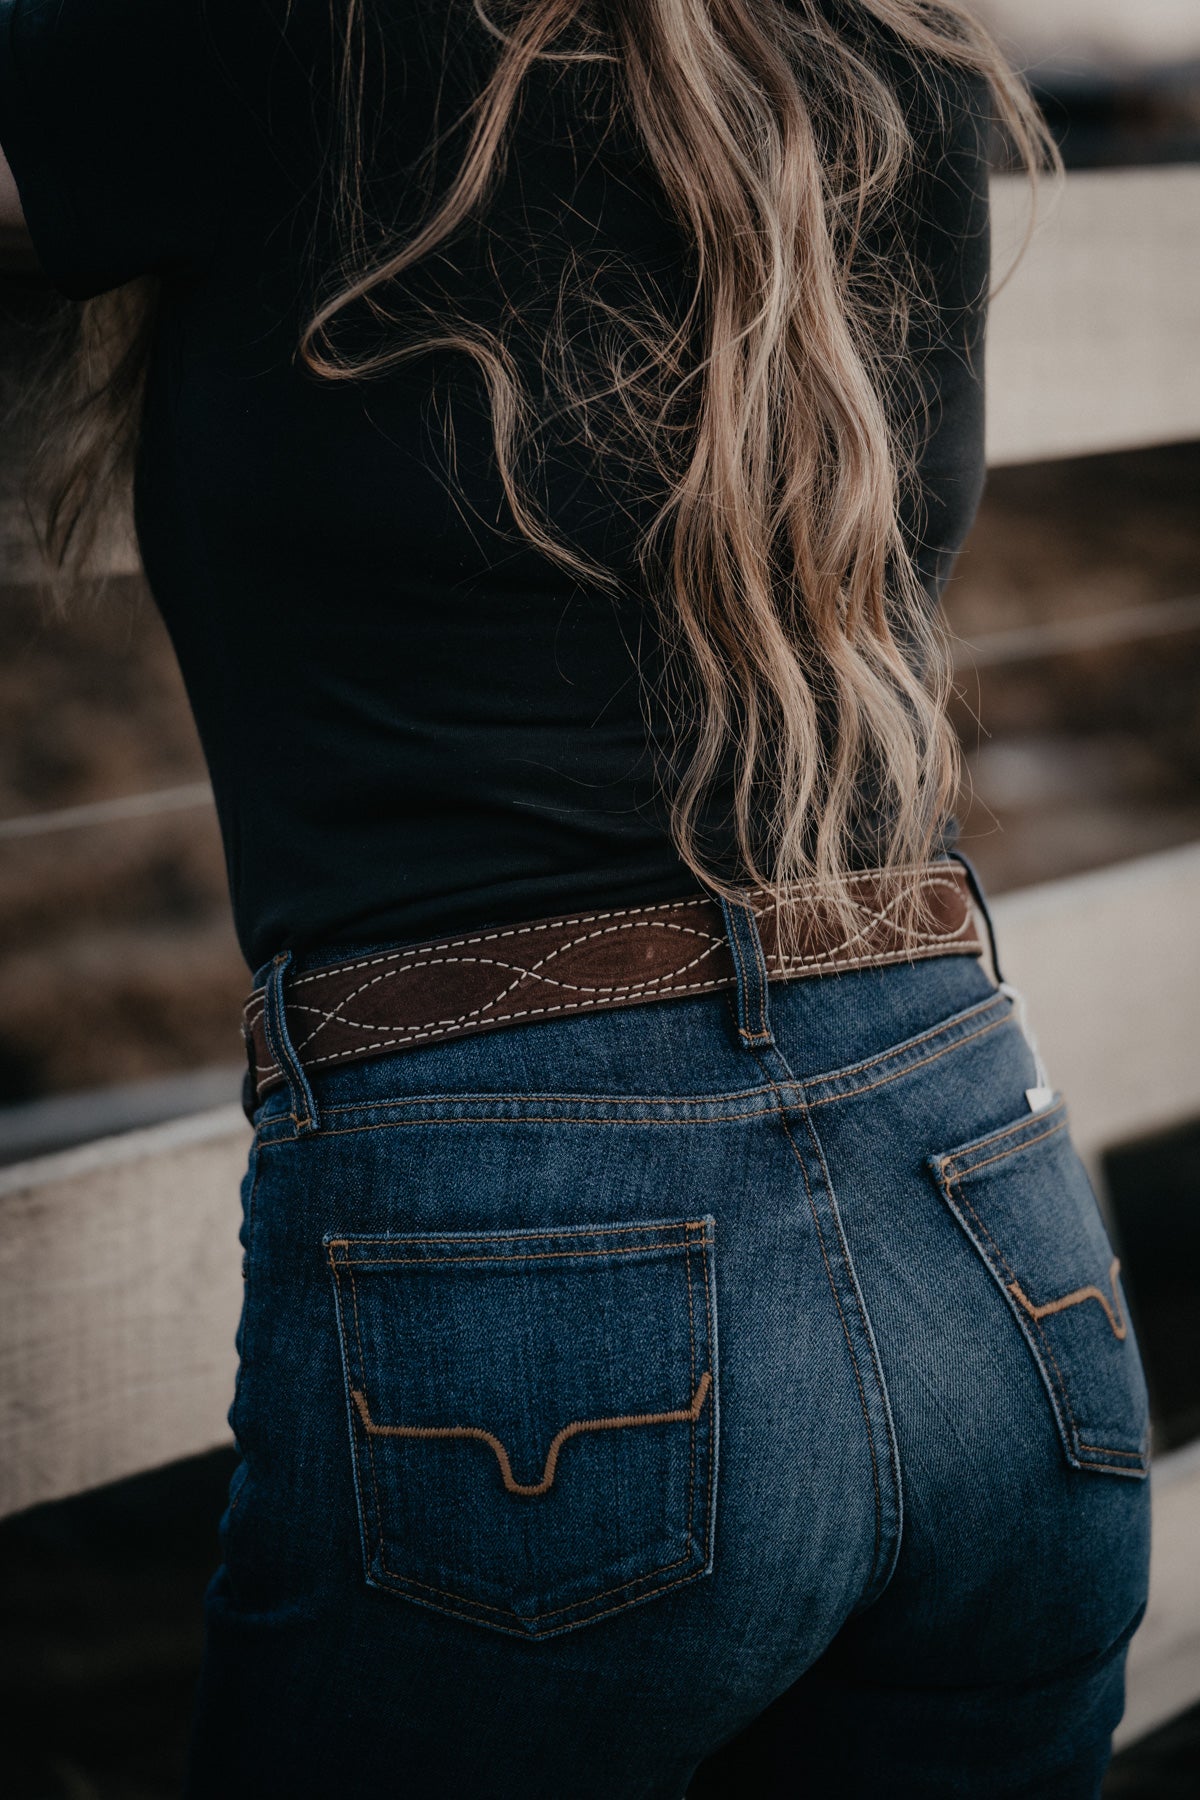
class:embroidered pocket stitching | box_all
[1008,1257,1128,1343]
[934,1129,1147,1471]
[944,1173,1139,1462]
[348,1371,712,1498]
[371,1229,711,1623]
[328,1221,717,1631]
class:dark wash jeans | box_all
[185,897,1151,1799]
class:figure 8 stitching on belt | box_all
[243,864,983,1104]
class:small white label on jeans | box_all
[1025,1086,1056,1113]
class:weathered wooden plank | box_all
[986,166,1200,465]
[0,1108,248,1518]
[1116,1440,1200,1748]
[978,0,1200,70]
[992,841,1200,1160]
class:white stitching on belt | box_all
[244,869,971,1034]
[289,920,728,1051]
[248,866,975,1086]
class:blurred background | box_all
[1,1,1198,1794]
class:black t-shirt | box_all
[0,0,990,970]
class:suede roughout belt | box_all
[242,861,984,1106]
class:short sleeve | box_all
[0,0,227,299]
[0,0,312,301]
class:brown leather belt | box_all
[242,861,983,1105]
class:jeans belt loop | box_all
[262,950,321,1134]
[946,849,1004,987]
[718,891,777,1051]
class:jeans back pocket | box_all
[930,1101,1150,1480]
[324,1216,717,1638]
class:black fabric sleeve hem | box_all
[0,0,112,300]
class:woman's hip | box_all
[190,945,1150,1796]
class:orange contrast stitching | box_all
[942,1175,1138,1463]
[287,1105,782,1142]
[384,1528,702,1622]
[1008,1257,1128,1342]
[317,1083,778,1115]
[771,1102,884,1576]
[344,1266,391,1581]
[327,1240,707,1269]
[701,1233,716,1561]
[798,992,1005,1089]
[684,1236,697,1550]
[935,1099,1066,1175]
[327,1220,708,1252]
[803,1104,900,1584]
[381,1287,714,1623]
[349,1373,712,1498]
[945,1175,1084,1434]
[804,1012,1009,1110]
[942,1114,1068,1183]
[258,1013,1008,1146]
[285,996,1007,1133]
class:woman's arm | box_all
[0,138,42,270]
[1,138,26,228]
[0,134,20,217]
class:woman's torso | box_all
[5,0,988,967]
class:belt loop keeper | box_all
[718,891,776,1051]
[946,850,1005,987]
[240,1018,259,1126]
[262,950,320,1134]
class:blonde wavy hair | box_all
[14,0,1057,937]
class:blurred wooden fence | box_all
[987,165,1200,463]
